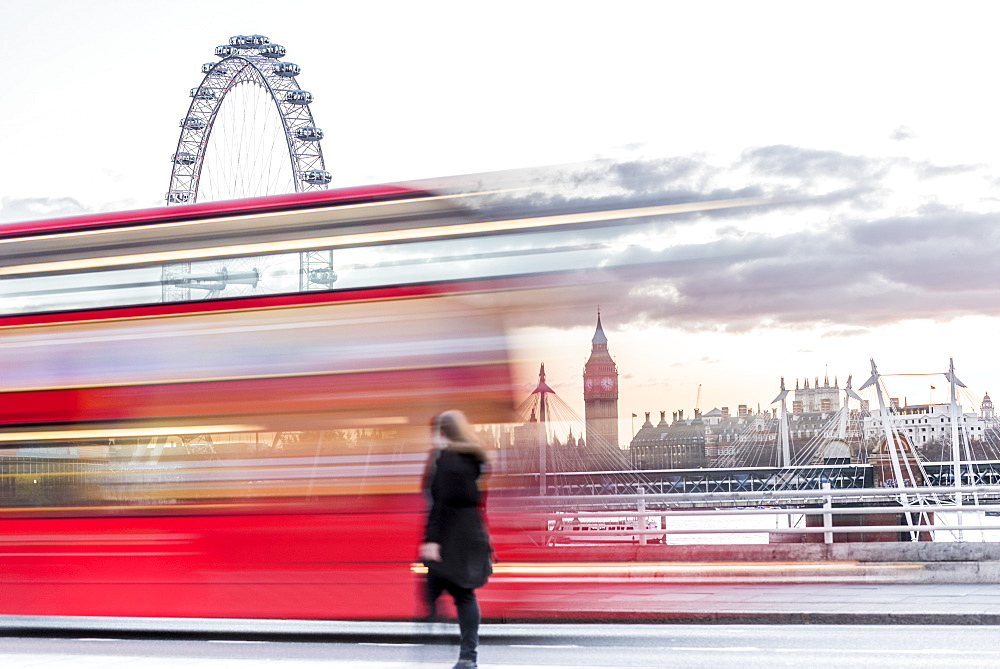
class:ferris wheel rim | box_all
[166,35,330,205]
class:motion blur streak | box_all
[0,425,262,441]
[413,561,925,577]
[0,195,763,276]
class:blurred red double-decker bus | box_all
[0,181,761,623]
[0,185,533,620]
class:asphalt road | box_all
[4,624,1000,668]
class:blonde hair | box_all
[432,410,479,445]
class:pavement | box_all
[5,585,1000,668]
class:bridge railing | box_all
[493,483,1000,544]
[505,462,1000,497]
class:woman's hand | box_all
[419,542,442,562]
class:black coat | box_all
[423,443,493,589]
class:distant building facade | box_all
[792,375,840,414]
[630,404,865,470]
[865,403,986,447]
[629,410,710,470]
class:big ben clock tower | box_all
[583,311,619,459]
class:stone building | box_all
[629,410,710,470]
[792,375,840,414]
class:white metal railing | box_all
[493,483,1000,544]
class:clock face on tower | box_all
[585,378,594,391]
[601,376,614,390]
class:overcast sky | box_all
[3,1,1000,439]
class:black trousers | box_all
[425,571,480,662]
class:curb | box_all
[1,613,995,639]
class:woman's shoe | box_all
[453,661,477,669]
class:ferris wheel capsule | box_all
[272,62,301,78]
[294,126,324,141]
[166,190,192,204]
[179,117,208,130]
[230,35,270,48]
[284,90,312,105]
[202,63,229,75]
[171,152,196,165]
[301,170,332,185]
[308,267,338,287]
[190,87,216,100]
[215,45,236,58]
[258,44,286,59]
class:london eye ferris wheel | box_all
[167,34,331,204]
[163,34,335,301]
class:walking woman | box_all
[419,410,493,669]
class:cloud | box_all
[487,151,1000,334]
[822,327,870,338]
[912,161,983,179]
[600,208,1000,332]
[609,158,706,195]
[740,145,888,186]
[0,196,88,224]
[891,126,917,141]
[488,148,901,225]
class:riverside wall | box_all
[503,543,1000,583]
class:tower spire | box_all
[592,309,608,346]
[532,362,555,395]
